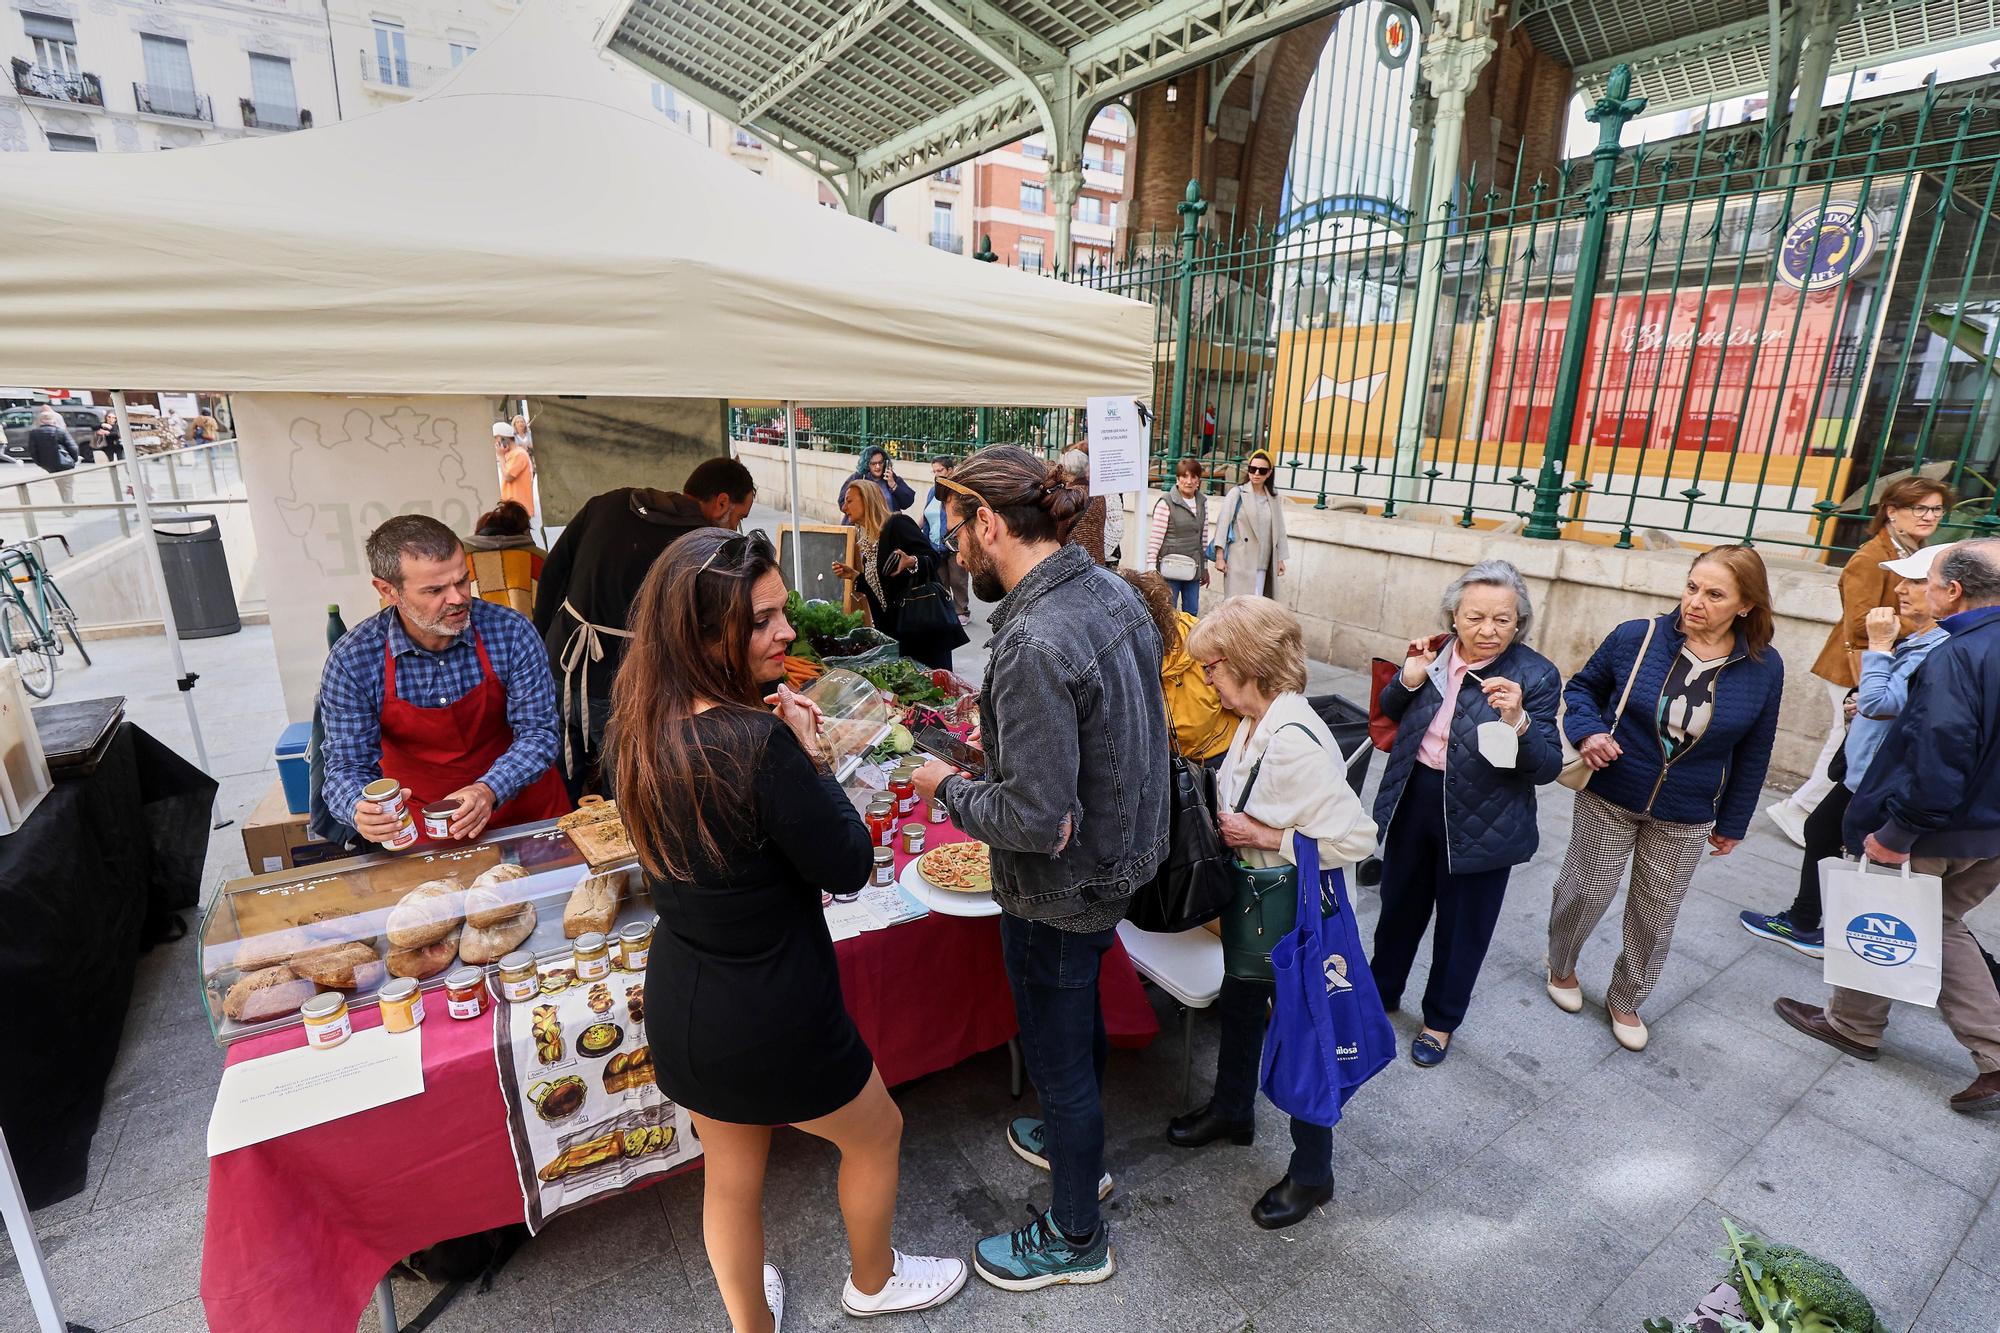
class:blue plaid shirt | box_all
[319,598,560,823]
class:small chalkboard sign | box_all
[763,521,859,615]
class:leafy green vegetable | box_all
[1650,1220,1884,1333]
[859,659,950,706]
[785,592,864,653]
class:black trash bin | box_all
[153,512,240,639]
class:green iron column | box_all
[973,234,996,452]
[1164,180,1208,469]
[1523,64,1646,540]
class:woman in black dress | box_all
[607,530,964,1333]
[833,474,964,671]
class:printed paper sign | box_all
[1086,395,1151,496]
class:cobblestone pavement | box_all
[3,606,1997,1333]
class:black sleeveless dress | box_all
[643,709,876,1124]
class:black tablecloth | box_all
[0,722,215,1207]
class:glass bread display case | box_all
[198,816,655,1046]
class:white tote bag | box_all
[1819,857,1943,1007]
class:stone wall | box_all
[736,440,1839,785]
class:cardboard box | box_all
[240,779,350,875]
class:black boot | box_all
[1251,1175,1335,1230]
[1166,1104,1255,1149]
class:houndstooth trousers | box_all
[1546,789,1715,1016]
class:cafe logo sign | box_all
[1776,203,1876,291]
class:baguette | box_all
[386,880,464,949]
[459,903,537,965]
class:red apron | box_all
[380,628,571,845]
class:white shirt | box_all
[1216,691,1378,870]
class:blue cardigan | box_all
[1373,640,1564,875]
[1561,613,1783,840]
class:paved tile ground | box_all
[4,594,1999,1332]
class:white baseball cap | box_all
[1881,542,1952,581]
[492,421,516,438]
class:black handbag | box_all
[895,577,969,650]
[1123,706,1232,934]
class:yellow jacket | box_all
[1162,611,1240,761]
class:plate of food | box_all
[578,1022,624,1058]
[899,840,1000,919]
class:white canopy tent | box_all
[0,0,1153,804]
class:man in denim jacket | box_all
[914,445,1170,1292]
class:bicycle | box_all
[0,535,92,698]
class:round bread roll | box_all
[386,879,465,949]
[459,903,537,965]
[386,924,462,980]
[290,939,386,991]
[223,965,315,1022]
[465,864,531,929]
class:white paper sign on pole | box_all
[1086,395,1150,496]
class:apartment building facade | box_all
[879,104,1132,275]
[2,0,337,153]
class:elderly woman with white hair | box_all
[1058,447,1118,565]
[1367,560,1563,1067]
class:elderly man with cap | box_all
[1777,538,2000,1114]
[321,514,569,848]
[495,419,535,517]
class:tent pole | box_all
[785,400,804,592]
[1,1127,68,1333]
[112,391,210,774]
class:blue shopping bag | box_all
[1259,833,1396,1127]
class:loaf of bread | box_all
[562,869,620,939]
[386,925,461,980]
[386,879,464,949]
[289,940,387,991]
[602,1046,655,1095]
[223,965,316,1022]
[232,928,309,973]
[465,863,532,929]
[459,903,537,965]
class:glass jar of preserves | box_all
[871,847,895,887]
[361,777,418,850]
[865,798,897,848]
[889,769,917,817]
[378,977,424,1033]
[302,991,351,1049]
[901,823,925,855]
[618,921,653,972]
[497,951,539,1004]
[927,795,950,825]
[444,966,487,1020]
[573,932,612,982]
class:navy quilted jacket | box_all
[1373,640,1565,875]
[1562,613,1784,840]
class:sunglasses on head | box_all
[696,530,775,575]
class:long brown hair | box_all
[1118,569,1184,658]
[1690,544,1776,660]
[607,529,781,881]
[945,444,1090,543]
[1869,476,1955,535]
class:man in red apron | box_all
[320,514,570,847]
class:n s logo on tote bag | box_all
[1843,912,1920,966]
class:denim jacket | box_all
[942,543,1171,923]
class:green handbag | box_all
[1219,723,1321,983]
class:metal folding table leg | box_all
[1007,1035,1024,1098]
[374,1275,398,1333]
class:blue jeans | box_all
[1000,914,1113,1237]
[1211,975,1333,1187]
[1164,577,1200,615]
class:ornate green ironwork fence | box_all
[731,69,2000,558]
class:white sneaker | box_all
[1765,801,1809,848]
[841,1249,969,1317]
[765,1264,785,1331]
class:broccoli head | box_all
[1720,1221,1882,1333]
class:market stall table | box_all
[201,817,1158,1333]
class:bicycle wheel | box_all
[0,597,54,698]
[44,577,92,666]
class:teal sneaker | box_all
[973,1208,1115,1292]
[1005,1118,1113,1199]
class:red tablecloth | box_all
[201,826,1157,1333]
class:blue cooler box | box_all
[275,721,313,815]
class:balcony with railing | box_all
[933,165,963,184]
[132,82,211,122]
[929,230,964,254]
[239,98,311,132]
[357,49,443,94]
[10,60,102,107]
